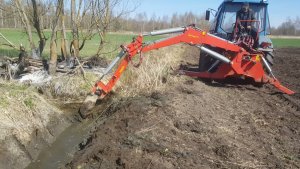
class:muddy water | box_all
[25,119,94,169]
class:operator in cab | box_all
[236,2,258,47]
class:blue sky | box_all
[131,0,300,27]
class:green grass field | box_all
[0,29,161,59]
[1,29,299,58]
[271,38,300,48]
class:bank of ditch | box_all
[0,71,101,169]
[0,80,68,169]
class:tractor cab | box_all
[206,0,272,49]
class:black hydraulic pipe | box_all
[199,46,231,64]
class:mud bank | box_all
[0,82,75,169]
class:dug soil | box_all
[66,48,300,169]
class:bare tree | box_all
[13,0,36,56]
[70,0,80,58]
[13,8,17,28]
[0,0,3,28]
[94,0,138,56]
[30,0,47,56]
[9,0,52,57]
[95,0,111,55]
[60,0,70,63]
[4,0,142,59]
[70,0,104,57]
[275,18,297,35]
[295,17,300,31]
[49,0,63,74]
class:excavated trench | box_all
[0,55,110,169]
[25,119,92,169]
[0,99,70,169]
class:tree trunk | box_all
[31,0,46,57]
[40,15,44,29]
[49,41,57,74]
[71,0,80,58]
[14,0,36,57]
[13,9,17,28]
[49,0,63,75]
[96,31,106,55]
[0,9,3,28]
[60,15,68,60]
[60,0,70,63]
[71,39,80,58]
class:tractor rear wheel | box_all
[198,52,211,72]
[265,52,274,66]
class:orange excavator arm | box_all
[92,25,294,99]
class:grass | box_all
[116,44,185,97]
[48,72,99,99]
[0,28,162,59]
[0,80,36,110]
[0,95,10,108]
[24,97,35,109]
[271,38,300,48]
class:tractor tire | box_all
[198,51,215,84]
[199,52,216,72]
[265,52,274,66]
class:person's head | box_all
[242,2,250,12]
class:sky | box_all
[131,0,300,28]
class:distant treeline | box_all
[0,1,299,35]
[271,17,300,36]
[0,4,208,33]
[113,12,210,32]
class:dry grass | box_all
[115,44,186,97]
[0,79,65,138]
[0,79,70,168]
[38,72,99,100]
[0,80,32,108]
[44,44,186,101]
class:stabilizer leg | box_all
[263,75,295,95]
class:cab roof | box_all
[223,0,268,4]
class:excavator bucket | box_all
[78,50,128,118]
[79,94,98,118]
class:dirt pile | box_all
[85,56,108,68]
[66,48,300,169]
[273,48,300,106]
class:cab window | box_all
[220,3,267,33]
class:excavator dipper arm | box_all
[92,25,294,99]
